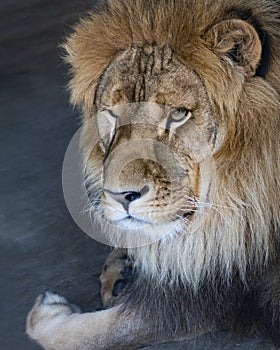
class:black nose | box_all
[123,191,141,202]
[104,186,149,212]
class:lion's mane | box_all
[64,0,280,288]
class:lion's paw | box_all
[26,291,80,341]
[100,249,136,307]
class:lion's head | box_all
[65,0,280,287]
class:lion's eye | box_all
[97,110,117,152]
[169,107,192,123]
[157,107,193,137]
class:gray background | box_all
[0,1,277,349]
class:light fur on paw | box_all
[100,249,135,307]
[26,291,80,343]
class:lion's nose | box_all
[104,186,149,212]
[105,190,141,211]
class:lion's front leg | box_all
[26,291,155,350]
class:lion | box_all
[26,0,280,349]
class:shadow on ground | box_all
[0,1,276,349]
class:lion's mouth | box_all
[105,209,195,229]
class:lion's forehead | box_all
[95,44,205,108]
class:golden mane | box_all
[64,0,280,107]
[64,0,280,287]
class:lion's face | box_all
[83,45,220,231]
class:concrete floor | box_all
[0,1,277,349]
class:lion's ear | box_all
[204,19,262,76]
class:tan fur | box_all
[100,249,130,307]
[64,0,280,106]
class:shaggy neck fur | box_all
[129,78,280,289]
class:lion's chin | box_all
[100,210,196,247]
[114,216,153,229]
